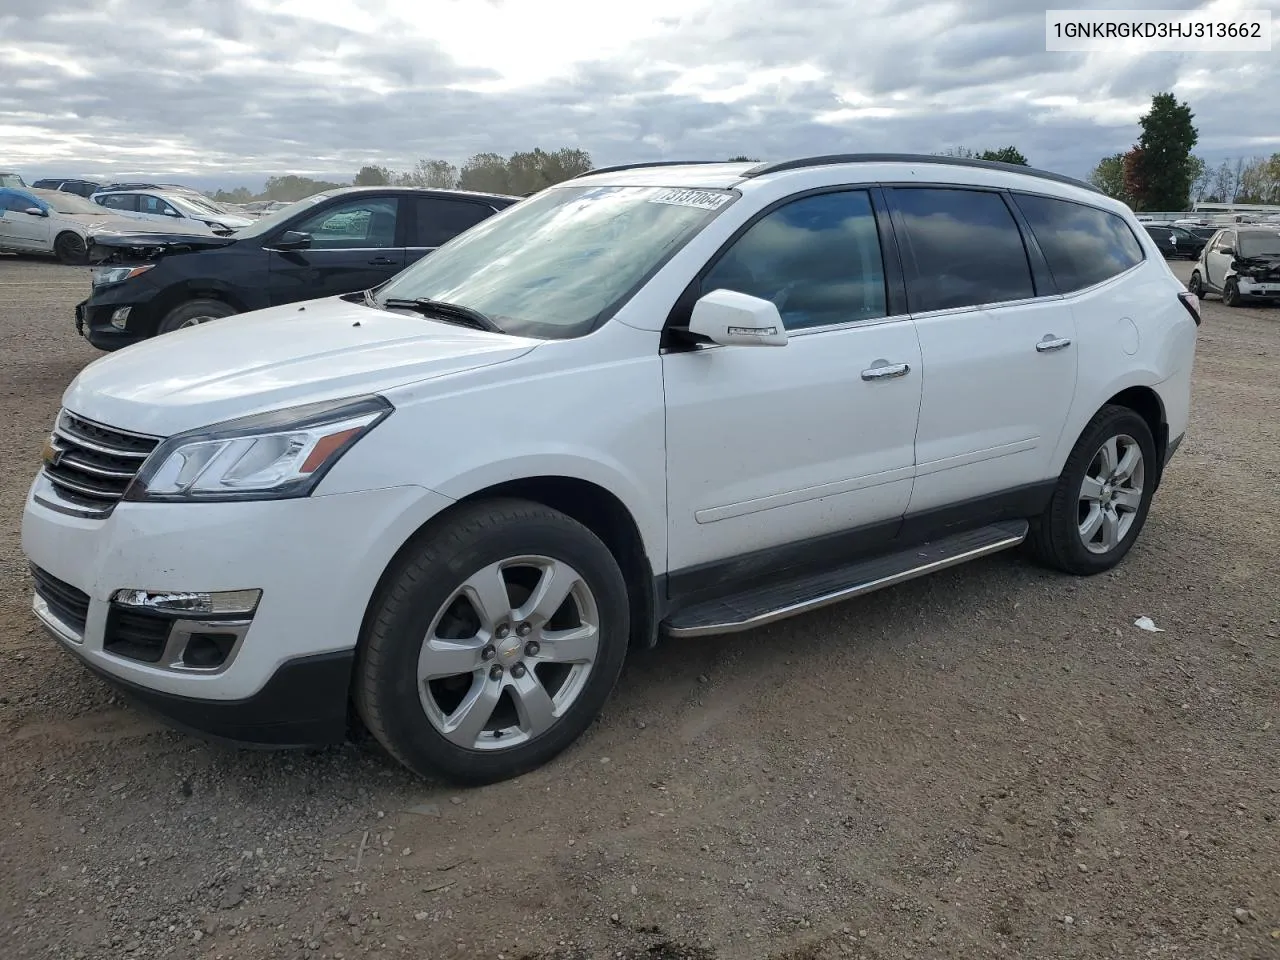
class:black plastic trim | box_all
[55,646,355,748]
[1164,431,1184,466]
[742,153,1104,195]
[659,481,1056,620]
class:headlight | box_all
[124,395,392,503]
[92,264,155,286]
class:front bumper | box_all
[22,479,454,741]
[77,295,151,351]
[1237,278,1280,298]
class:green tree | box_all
[978,146,1029,165]
[1088,153,1127,201]
[402,159,459,189]
[728,155,759,162]
[1188,155,1210,203]
[457,152,511,193]
[262,175,345,202]
[211,186,254,204]
[1122,148,1147,209]
[354,165,393,186]
[1132,92,1198,209]
[937,146,977,159]
[457,147,593,194]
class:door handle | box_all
[368,256,396,266]
[1036,336,1072,353]
[860,362,911,381]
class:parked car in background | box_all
[32,178,102,198]
[1143,223,1205,260]
[0,186,211,263]
[1,171,26,189]
[90,188,254,234]
[1188,227,1280,306]
[76,185,520,348]
[27,155,1197,785]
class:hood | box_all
[62,295,540,436]
[1235,253,1280,275]
[86,228,234,262]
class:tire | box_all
[1222,279,1243,308]
[354,498,631,785]
[1029,405,1158,576]
[156,298,235,334]
[54,232,87,265]
[1187,271,1205,299]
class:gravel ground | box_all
[1,254,1277,960]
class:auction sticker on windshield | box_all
[648,189,732,210]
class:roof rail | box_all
[742,153,1104,195]
[574,160,736,179]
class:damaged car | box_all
[1188,227,1280,306]
[77,185,520,350]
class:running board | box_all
[663,520,1029,638]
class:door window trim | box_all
[660,183,908,351]
[262,195,404,251]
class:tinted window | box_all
[1146,226,1170,240]
[414,198,495,247]
[100,194,137,212]
[893,188,1034,311]
[701,190,887,330]
[1012,194,1145,293]
[293,197,399,249]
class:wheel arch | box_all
[359,476,661,658]
[1092,385,1169,489]
[146,282,248,334]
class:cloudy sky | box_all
[2,0,1277,191]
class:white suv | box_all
[23,155,1199,784]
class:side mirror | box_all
[688,289,788,347]
[23,207,46,217]
[270,230,312,251]
[1219,246,1234,255]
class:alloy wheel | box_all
[1077,434,1144,555]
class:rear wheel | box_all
[156,298,235,334]
[1223,279,1243,307]
[1030,405,1157,576]
[1187,271,1205,299]
[354,499,630,785]
[54,232,87,265]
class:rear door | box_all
[406,196,500,267]
[265,194,405,305]
[887,185,1077,513]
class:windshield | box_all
[1238,232,1280,257]
[373,184,738,339]
[0,173,25,188]
[32,189,107,215]
[232,192,333,239]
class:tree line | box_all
[210,147,595,204]
[1081,92,1279,210]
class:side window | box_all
[293,198,399,249]
[100,194,137,212]
[414,198,494,247]
[138,195,179,217]
[1011,193,1144,293]
[701,190,887,331]
[1220,232,1236,251]
[892,188,1034,311]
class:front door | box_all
[885,186,1078,514]
[266,195,407,305]
[0,193,51,250]
[1204,230,1236,290]
[663,188,923,575]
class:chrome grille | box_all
[40,410,161,517]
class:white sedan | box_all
[0,187,214,264]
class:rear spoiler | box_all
[86,230,235,264]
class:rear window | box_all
[1012,194,1145,293]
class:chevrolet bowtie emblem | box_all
[41,436,63,467]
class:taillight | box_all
[1178,291,1201,326]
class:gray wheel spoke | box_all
[441,676,502,747]
[509,671,557,736]
[1112,487,1142,512]
[418,639,483,681]
[515,559,579,625]
[1113,444,1141,482]
[1079,503,1104,542]
[1080,476,1106,502]
[461,562,513,632]
[1098,436,1119,475]
[535,624,598,664]
[1101,506,1122,550]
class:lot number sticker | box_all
[648,189,732,210]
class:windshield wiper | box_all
[380,297,503,333]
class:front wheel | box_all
[1187,271,1205,299]
[1030,405,1157,576]
[354,499,630,785]
[1223,279,1243,307]
[156,298,235,334]
[54,231,88,265]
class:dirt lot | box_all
[0,254,1277,960]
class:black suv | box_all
[77,186,519,350]
[31,178,102,198]
[1143,223,1205,260]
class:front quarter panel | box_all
[319,320,669,570]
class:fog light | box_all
[111,588,261,616]
[110,307,131,329]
